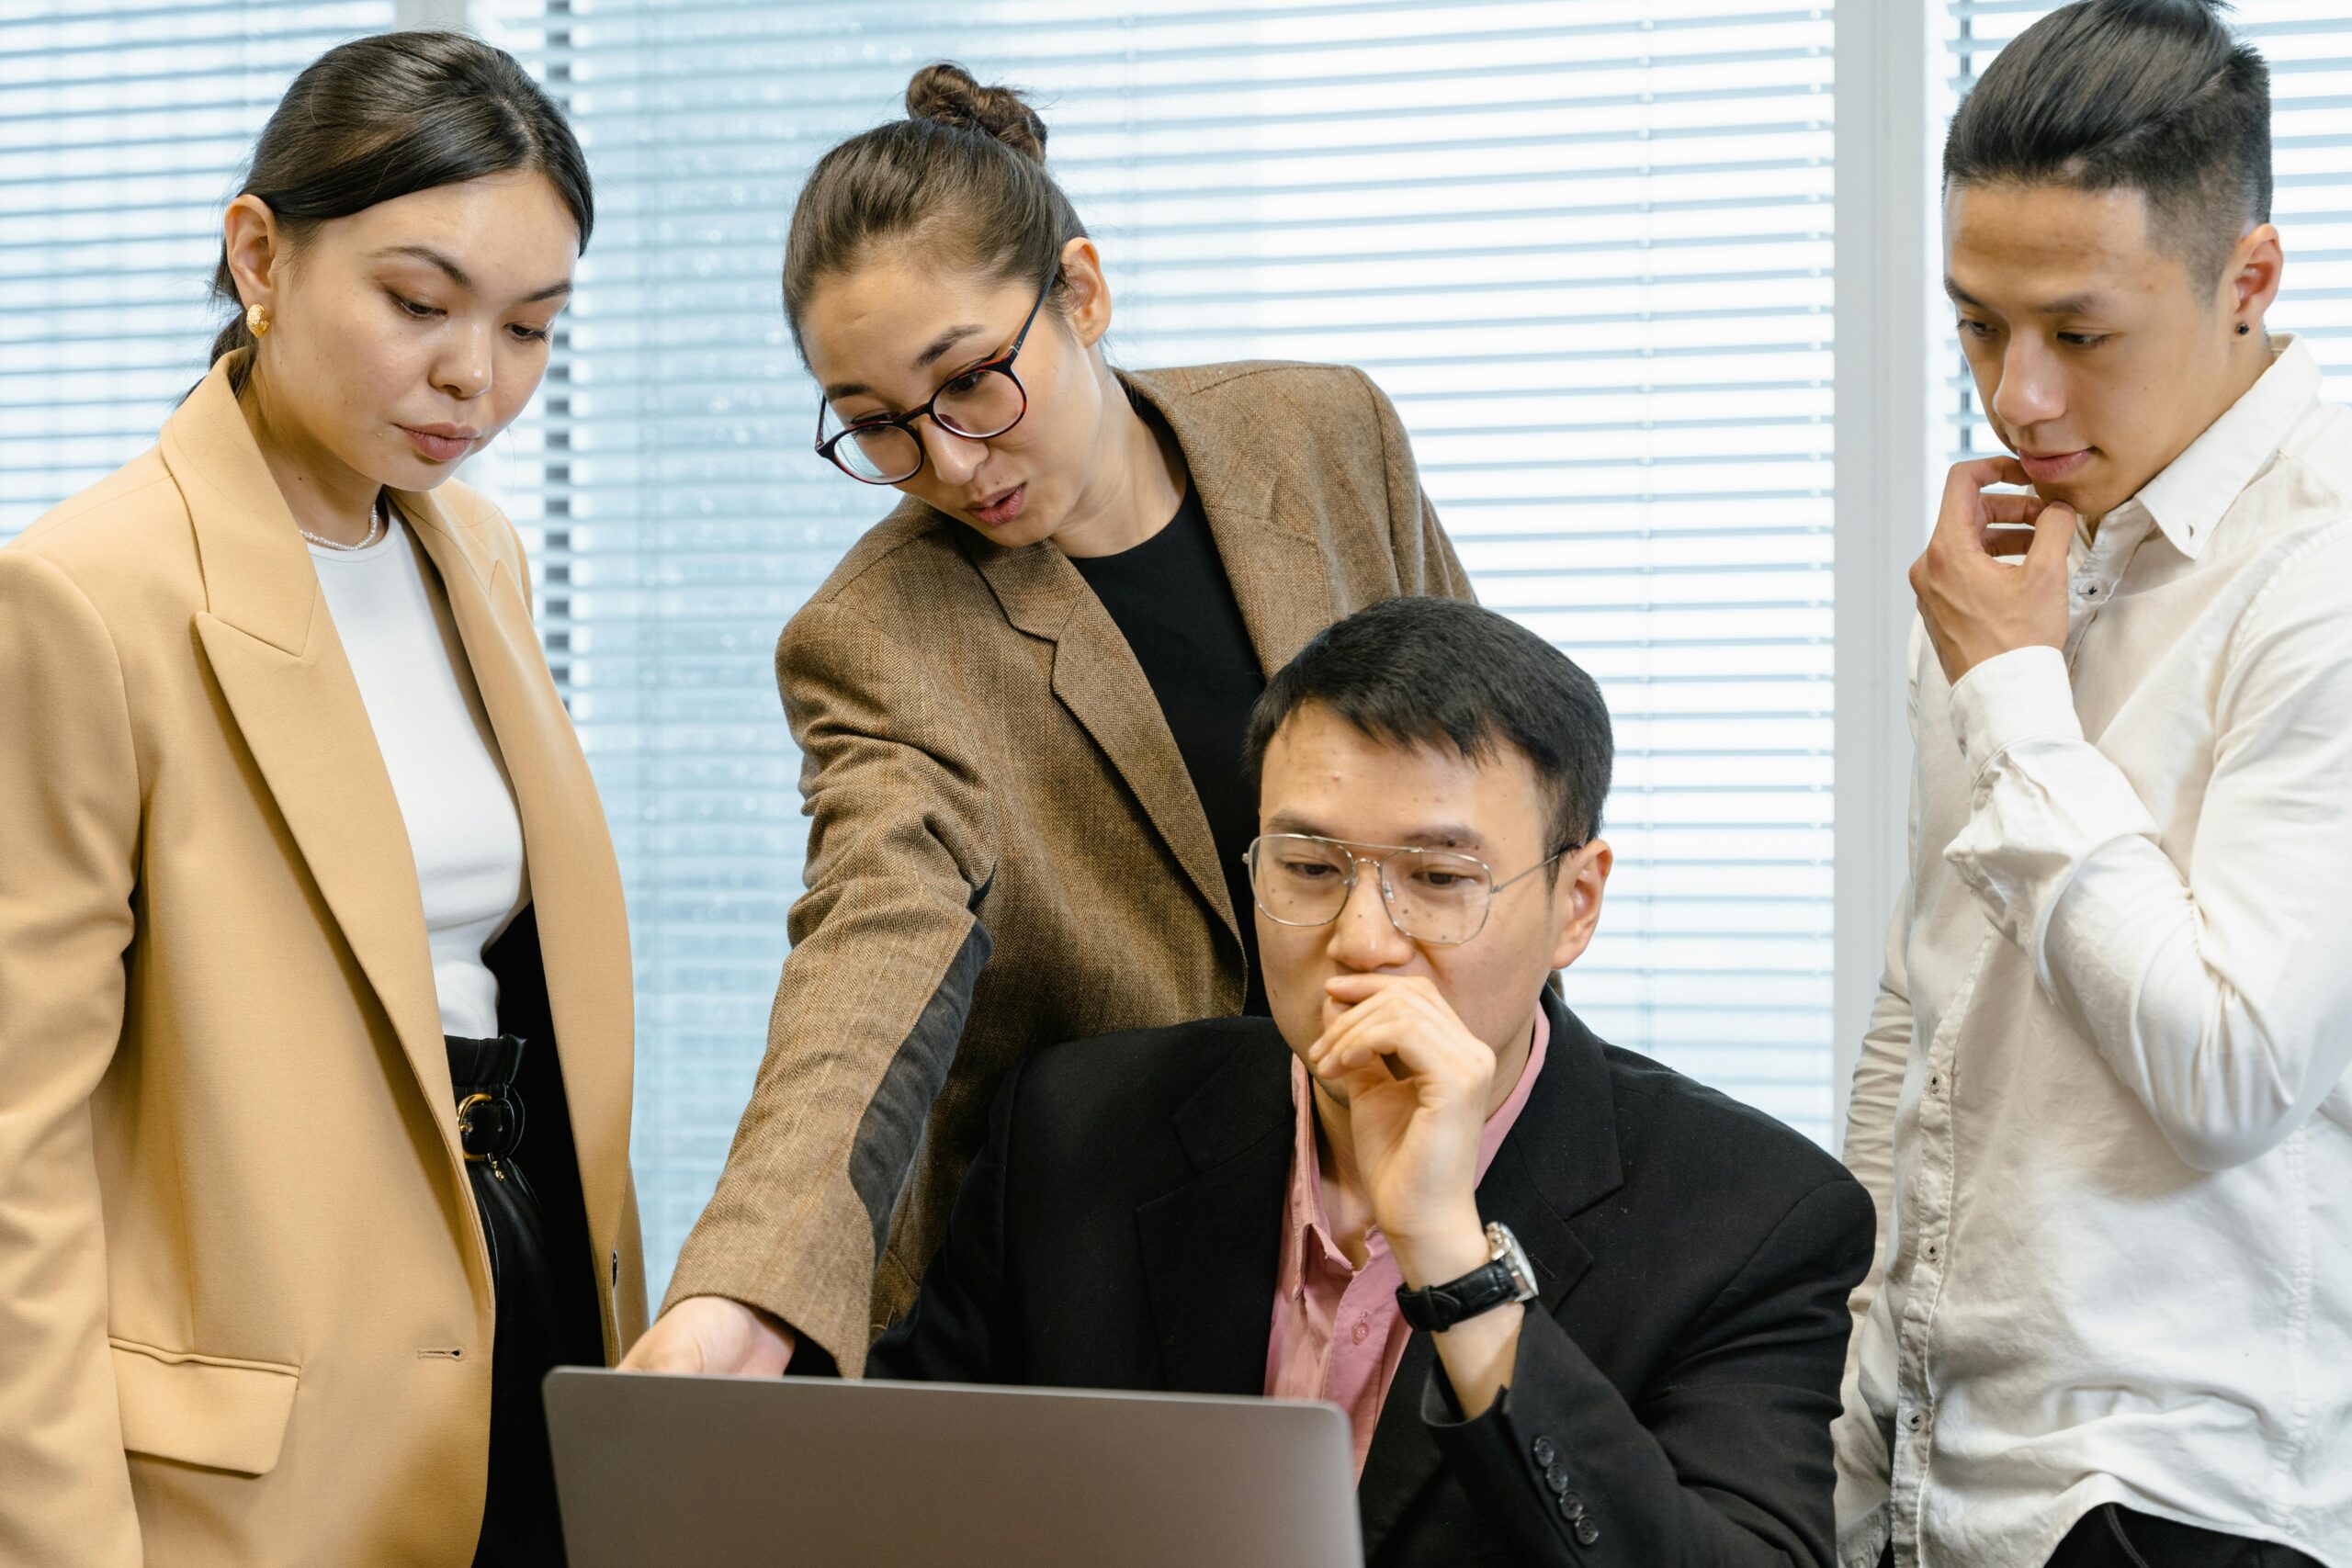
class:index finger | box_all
[1957,455,2032,491]
[1325,971,1417,1006]
[1936,455,2031,524]
[1931,457,2038,557]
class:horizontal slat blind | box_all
[1940,2,2352,462]
[0,2,394,542]
[470,0,1837,1301]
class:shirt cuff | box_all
[1946,645,2080,779]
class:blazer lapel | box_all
[1358,993,1626,1558]
[963,516,1235,942]
[1122,367,1338,681]
[1132,1033,1295,1395]
[168,359,453,1122]
[398,491,636,1243]
[960,368,1345,950]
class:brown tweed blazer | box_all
[663,360,1471,1374]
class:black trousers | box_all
[2042,1506,2324,1568]
[449,1032,603,1568]
[1876,1506,2324,1568]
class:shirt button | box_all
[1351,1319,1370,1345]
[1924,1242,1940,1264]
[1928,1072,1943,1095]
[1905,1409,1928,1433]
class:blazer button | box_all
[1532,1436,1557,1470]
[1575,1517,1600,1547]
[1545,1462,1571,1495]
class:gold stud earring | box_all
[247,302,271,338]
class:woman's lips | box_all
[401,426,477,464]
[2018,448,2092,485]
[973,484,1026,528]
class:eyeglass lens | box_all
[833,367,1028,482]
[1249,835,1495,944]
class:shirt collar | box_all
[2124,334,2322,561]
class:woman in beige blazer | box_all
[627,64,1473,1382]
[0,35,642,1568]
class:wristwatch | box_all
[1395,1221,1539,1332]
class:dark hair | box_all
[1245,597,1614,852]
[209,30,593,379]
[781,62,1088,356]
[1943,0,2270,290]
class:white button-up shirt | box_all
[1835,337,2352,1568]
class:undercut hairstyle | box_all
[1943,0,2271,292]
[208,30,592,383]
[782,62,1088,357]
[1245,597,1614,853]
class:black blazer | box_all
[867,993,1875,1567]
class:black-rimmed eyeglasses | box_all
[814,272,1055,485]
[1244,833,1580,947]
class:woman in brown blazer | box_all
[0,35,642,1568]
[627,64,1473,1382]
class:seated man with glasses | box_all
[868,596,1875,1568]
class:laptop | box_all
[544,1367,1364,1568]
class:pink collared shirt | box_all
[1263,1007,1551,1479]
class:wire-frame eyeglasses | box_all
[1244,832,1581,947]
[813,271,1056,485]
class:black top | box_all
[1070,486,1270,1016]
[867,992,1878,1568]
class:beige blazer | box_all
[664,359,1472,1374]
[0,355,646,1568]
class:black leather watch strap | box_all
[1395,1258,1521,1332]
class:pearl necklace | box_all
[300,491,390,553]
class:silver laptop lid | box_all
[545,1368,1364,1568]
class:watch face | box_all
[1486,1221,1540,1303]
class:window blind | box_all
[469,0,1838,1300]
[1940,2,2352,462]
[0,2,394,544]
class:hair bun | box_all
[905,62,1047,164]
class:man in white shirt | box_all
[1835,4,2351,1566]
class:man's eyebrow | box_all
[1261,811,1485,850]
[2035,290,2109,317]
[1943,276,2109,317]
[372,243,572,304]
[1395,823,1483,850]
